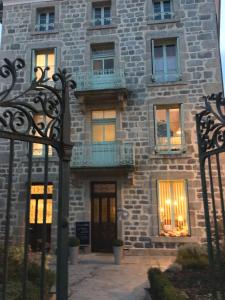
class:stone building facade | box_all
[0,0,223,255]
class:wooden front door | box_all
[91,182,117,252]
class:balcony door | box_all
[91,182,117,252]
[91,110,116,166]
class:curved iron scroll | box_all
[196,92,225,155]
[0,58,76,145]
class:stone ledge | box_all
[30,30,59,36]
[147,18,180,26]
[86,24,117,31]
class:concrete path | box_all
[69,254,175,300]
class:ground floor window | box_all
[158,179,189,237]
[29,184,53,252]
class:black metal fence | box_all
[0,58,75,300]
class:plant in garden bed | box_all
[0,245,55,300]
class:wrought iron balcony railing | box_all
[71,142,134,168]
[74,67,126,92]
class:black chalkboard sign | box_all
[76,222,90,245]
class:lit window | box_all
[92,110,116,143]
[33,114,53,157]
[155,105,184,152]
[152,39,180,82]
[91,44,115,76]
[158,180,189,237]
[36,9,55,31]
[93,5,111,26]
[153,0,172,20]
[32,48,56,81]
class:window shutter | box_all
[176,37,181,80]
[154,105,158,152]
[31,49,36,81]
[180,104,185,149]
[151,39,155,81]
[54,47,57,74]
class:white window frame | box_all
[153,0,173,20]
[92,5,112,26]
[151,38,181,83]
[36,9,55,32]
[154,104,185,153]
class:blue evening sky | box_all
[221,2,225,88]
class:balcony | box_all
[71,142,134,170]
[74,68,128,110]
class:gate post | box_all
[56,71,75,300]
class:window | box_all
[92,110,116,143]
[36,9,55,31]
[153,0,172,20]
[32,48,56,81]
[158,180,189,237]
[91,44,115,76]
[152,38,180,82]
[29,184,53,252]
[33,114,53,157]
[155,105,183,153]
[93,5,111,26]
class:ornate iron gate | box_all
[196,92,225,295]
[0,58,75,299]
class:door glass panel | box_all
[169,108,181,146]
[37,199,44,224]
[110,198,116,223]
[166,45,177,73]
[102,198,108,223]
[47,52,55,79]
[93,60,103,75]
[93,198,99,223]
[104,59,114,73]
[46,199,53,224]
[29,199,36,224]
[156,108,167,145]
[104,124,116,142]
[92,124,104,142]
[103,110,116,119]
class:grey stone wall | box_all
[0,0,223,253]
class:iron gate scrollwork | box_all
[196,92,225,296]
[0,58,76,300]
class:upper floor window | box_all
[155,105,184,153]
[158,179,189,237]
[36,8,55,32]
[152,38,180,83]
[92,110,116,143]
[32,48,56,81]
[91,43,115,76]
[93,4,111,26]
[153,0,172,20]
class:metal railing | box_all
[71,142,134,168]
[74,67,126,91]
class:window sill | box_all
[149,152,191,159]
[30,30,59,36]
[151,236,198,243]
[86,24,117,31]
[147,17,180,26]
[148,80,188,88]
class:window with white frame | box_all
[36,8,55,32]
[152,38,180,83]
[92,4,111,26]
[153,0,173,20]
[32,48,56,81]
[158,179,189,237]
[91,44,115,76]
[33,114,53,157]
[155,105,184,152]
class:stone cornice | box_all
[3,0,54,6]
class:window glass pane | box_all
[156,108,167,146]
[36,53,46,79]
[94,7,101,18]
[154,2,161,20]
[158,180,189,237]
[104,7,111,18]
[104,59,114,73]
[103,110,116,119]
[166,45,177,73]
[102,198,108,223]
[49,12,55,23]
[93,60,103,74]
[92,111,104,119]
[104,124,116,142]
[164,1,171,12]
[47,52,55,79]
[31,185,53,195]
[154,46,164,77]
[92,124,104,142]
[39,13,46,24]
[169,108,181,146]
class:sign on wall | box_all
[76,222,90,245]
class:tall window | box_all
[33,114,53,157]
[93,5,111,26]
[152,39,180,82]
[153,0,172,20]
[155,105,183,152]
[92,110,116,143]
[36,9,55,31]
[91,44,115,76]
[158,180,189,237]
[29,184,53,252]
[32,48,56,81]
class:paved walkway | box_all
[69,254,175,300]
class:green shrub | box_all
[148,268,185,300]
[69,237,80,247]
[113,239,124,247]
[176,244,209,270]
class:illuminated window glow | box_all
[92,110,116,143]
[33,49,55,81]
[158,180,189,237]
